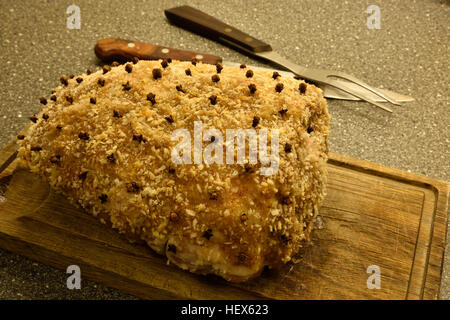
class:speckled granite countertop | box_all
[0,0,448,299]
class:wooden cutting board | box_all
[0,135,448,300]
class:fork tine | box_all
[328,73,402,106]
[253,51,395,111]
[327,79,393,112]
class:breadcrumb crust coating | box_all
[17,60,330,282]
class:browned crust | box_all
[17,60,330,282]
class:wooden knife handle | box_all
[164,5,272,53]
[94,38,222,64]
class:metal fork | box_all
[256,50,400,112]
[165,5,401,113]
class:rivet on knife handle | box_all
[165,5,272,53]
[94,38,222,64]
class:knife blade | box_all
[94,38,414,103]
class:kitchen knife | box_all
[94,38,414,103]
[164,6,413,105]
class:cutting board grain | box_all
[0,137,448,300]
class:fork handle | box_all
[94,38,222,64]
[164,5,272,53]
